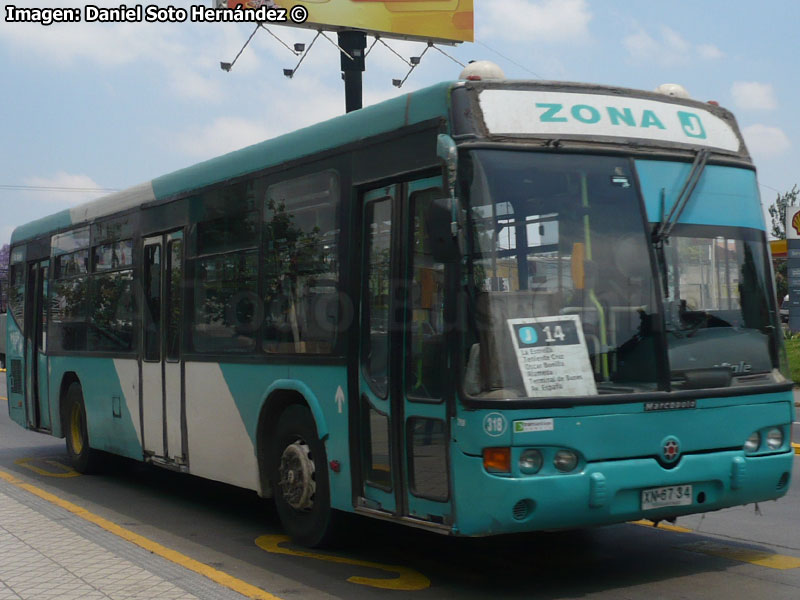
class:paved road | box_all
[1,376,799,599]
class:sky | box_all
[1,0,798,247]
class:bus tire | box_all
[64,383,102,474]
[269,404,341,547]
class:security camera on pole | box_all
[215,0,474,114]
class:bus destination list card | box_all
[507,315,597,398]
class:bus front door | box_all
[24,259,50,431]
[141,231,185,465]
[358,178,453,527]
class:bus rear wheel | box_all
[269,404,341,547]
[64,383,102,474]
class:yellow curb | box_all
[682,541,800,570]
[792,443,800,455]
[0,468,282,599]
[630,519,693,533]
[631,520,800,570]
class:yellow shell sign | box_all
[786,208,800,240]
[225,0,474,44]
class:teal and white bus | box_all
[6,77,795,546]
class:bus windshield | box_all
[461,150,660,398]
[461,150,782,400]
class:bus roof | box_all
[11,80,455,245]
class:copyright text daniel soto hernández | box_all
[4,3,310,25]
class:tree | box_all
[767,185,799,304]
[0,244,8,312]
[768,184,799,240]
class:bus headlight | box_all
[519,449,543,474]
[765,427,784,450]
[743,432,760,453]
[554,449,578,472]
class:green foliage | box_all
[263,198,326,292]
[775,257,788,304]
[768,185,799,304]
[768,184,799,240]
[783,336,800,383]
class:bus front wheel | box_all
[269,404,340,547]
[64,383,102,474]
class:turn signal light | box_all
[483,447,511,473]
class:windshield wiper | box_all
[651,148,710,296]
[651,148,710,246]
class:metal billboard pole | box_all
[338,30,367,113]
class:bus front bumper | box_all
[451,448,794,536]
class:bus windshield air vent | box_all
[10,360,22,395]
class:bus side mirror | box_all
[425,197,460,263]
[429,134,461,262]
[437,133,458,204]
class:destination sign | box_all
[479,90,741,152]
[507,315,597,398]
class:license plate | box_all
[641,484,693,510]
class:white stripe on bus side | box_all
[184,362,260,491]
[113,358,142,447]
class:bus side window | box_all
[191,250,259,353]
[88,236,135,353]
[50,251,90,352]
[144,244,161,361]
[166,239,182,361]
[189,181,262,355]
[263,171,340,355]
[362,197,391,397]
[8,262,25,327]
[407,189,447,401]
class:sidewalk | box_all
[0,475,252,600]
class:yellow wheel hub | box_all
[70,403,84,455]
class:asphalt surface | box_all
[1,376,799,600]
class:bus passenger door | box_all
[357,178,454,526]
[358,186,399,514]
[141,231,185,465]
[401,177,453,526]
[24,259,50,431]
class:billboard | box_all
[220,0,474,44]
